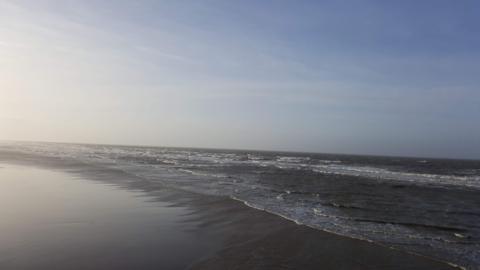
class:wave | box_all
[311,165,480,189]
[7,141,479,189]
[1,142,479,269]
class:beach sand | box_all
[0,151,457,270]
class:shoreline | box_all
[0,150,459,269]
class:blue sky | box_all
[1,0,479,158]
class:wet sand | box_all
[0,150,458,270]
[0,164,224,270]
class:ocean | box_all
[1,141,479,269]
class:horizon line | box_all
[1,139,478,162]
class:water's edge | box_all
[0,149,464,269]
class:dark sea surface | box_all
[1,142,479,269]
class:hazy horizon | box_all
[1,1,480,159]
[3,139,480,161]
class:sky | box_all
[1,0,479,159]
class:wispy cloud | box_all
[135,45,194,64]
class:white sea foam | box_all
[4,141,479,189]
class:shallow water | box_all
[1,142,479,269]
[0,164,219,270]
